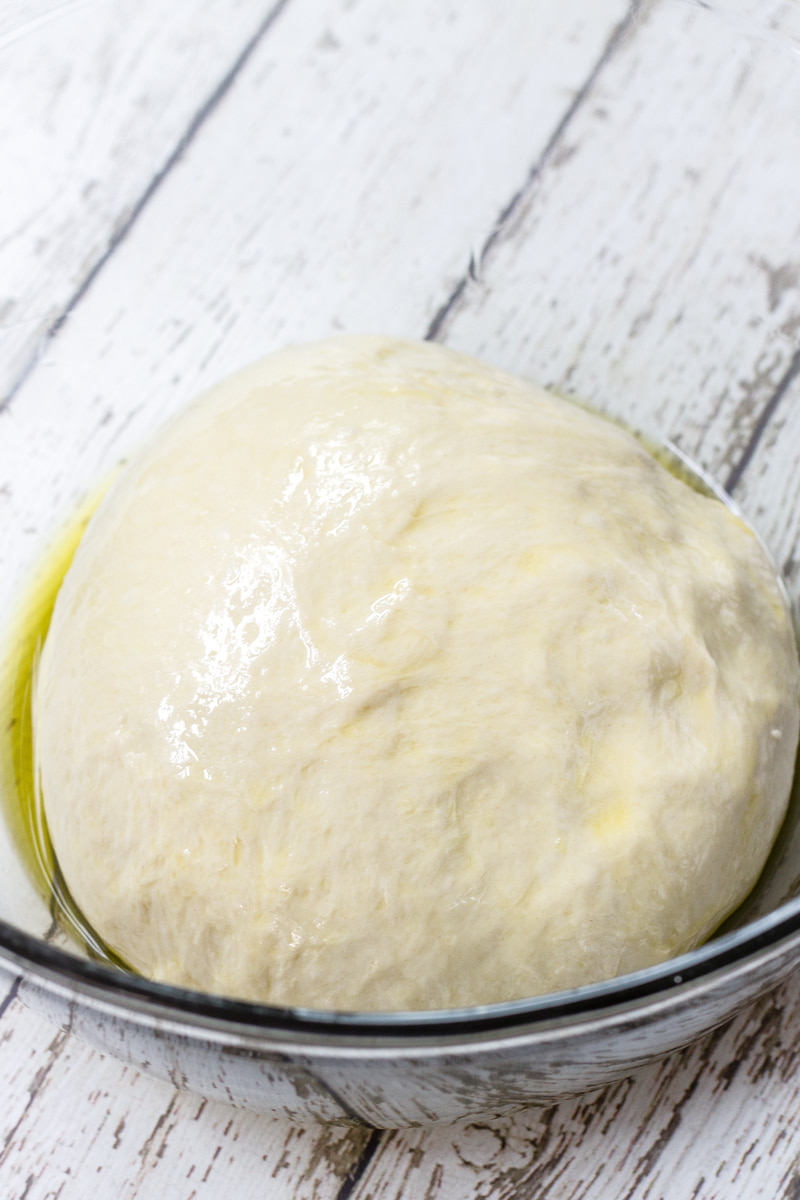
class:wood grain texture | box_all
[3,0,800,1192]
[318,971,800,1199]
[6,970,800,1198]
[0,0,281,400]
[0,998,372,1199]
[436,0,800,487]
[732,366,800,601]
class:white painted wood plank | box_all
[0,0,279,399]
[0,998,369,1200]
[351,968,800,1200]
[437,0,800,488]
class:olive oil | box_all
[0,490,128,968]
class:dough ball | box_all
[35,336,800,1010]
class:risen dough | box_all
[36,336,800,1010]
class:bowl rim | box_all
[2,884,800,1043]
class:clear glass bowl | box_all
[2,0,800,1126]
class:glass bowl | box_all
[2,0,800,1126]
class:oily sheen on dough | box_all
[35,336,800,1011]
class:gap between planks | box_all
[0,0,293,415]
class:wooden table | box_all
[3,0,800,1194]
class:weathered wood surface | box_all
[0,0,279,400]
[4,969,800,1199]
[3,0,800,1194]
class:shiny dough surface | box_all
[35,336,800,1010]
